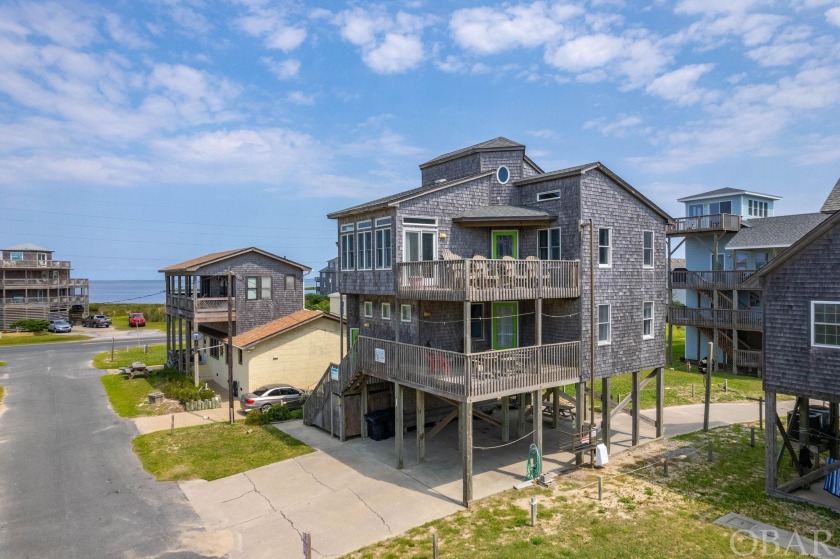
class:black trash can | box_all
[364,408,396,441]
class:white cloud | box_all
[646,63,716,106]
[262,57,300,79]
[827,7,840,27]
[545,33,625,72]
[333,7,432,74]
[449,2,577,54]
[234,3,307,52]
[287,91,314,105]
[363,33,424,74]
[104,14,151,49]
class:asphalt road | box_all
[0,335,223,559]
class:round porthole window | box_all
[496,165,510,184]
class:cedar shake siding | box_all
[760,219,840,401]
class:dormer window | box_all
[748,199,768,217]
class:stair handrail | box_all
[303,362,337,426]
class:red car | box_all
[128,312,146,327]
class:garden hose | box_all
[525,443,542,481]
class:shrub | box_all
[244,404,303,425]
[9,319,50,332]
[149,367,216,404]
[304,293,330,313]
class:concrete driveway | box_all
[179,399,786,559]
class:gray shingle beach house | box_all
[302,137,672,506]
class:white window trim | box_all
[381,303,391,320]
[536,190,560,202]
[375,226,392,270]
[340,232,355,271]
[400,304,412,322]
[597,304,611,346]
[403,228,438,262]
[643,230,654,269]
[598,227,612,268]
[538,227,562,260]
[403,216,438,226]
[363,301,373,318]
[643,301,654,340]
[357,230,372,271]
[812,301,840,348]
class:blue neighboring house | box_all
[666,187,828,374]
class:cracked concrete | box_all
[180,401,789,559]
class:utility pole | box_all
[227,269,234,425]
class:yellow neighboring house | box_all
[200,309,340,394]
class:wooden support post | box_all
[601,377,611,453]
[501,395,510,443]
[517,393,526,438]
[461,400,473,507]
[395,384,404,470]
[655,367,664,438]
[799,397,811,480]
[417,389,426,463]
[360,379,369,439]
[533,389,543,461]
[830,402,839,460]
[667,322,674,367]
[631,371,640,446]
[552,387,560,429]
[575,382,584,465]
[704,342,713,432]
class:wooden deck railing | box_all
[666,214,741,235]
[303,362,339,426]
[355,336,580,401]
[667,306,762,331]
[2,295,87,305]
[167,295,233,314]
[0,278,88,288]
[670,270,757,290]
[396,259,580,301]
[734,349,763,369]
[0,260,71,268]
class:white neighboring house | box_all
[199,309,340,395]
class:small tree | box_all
[304,293,331,313]
[10,319,51,332]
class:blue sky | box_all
[2,0,839,280]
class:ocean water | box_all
[89,280,166,304]
[89,278,318,304]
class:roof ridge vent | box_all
[435,178,447,184]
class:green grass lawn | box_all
[0,386,4,405]
[111,318,165,332]
[133,422,313,481]
[0,333,90,346]
[345,424,840,559]
[100,374,164,418]
[93,343,166,369]
[90,303,166,331]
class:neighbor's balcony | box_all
[0,259,71,269]
[396,259,580,302]
[0,278,88,288]
[670,270,757,290]
[666,214,741,236]
[166,293,236,322]
[355,335,581,402]
[667,306,762,331]
[2,295,87,305]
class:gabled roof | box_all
[327,170,495,219]
[419,137,525,169]
[677,188,781,203]
[821,177,840,213]
[231,309,337,349]
[514,162,673,223]
[159,247,310,273]
[4,243,51,252]
[725,213,829,250]
[742,209,840,288]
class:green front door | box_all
[350,327,359,348]
[491,302,518,350]
[492,230,518,259]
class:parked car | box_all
[82,314,112,328]
[48,319,72,333]
[239,384,308,412]
[128,312,146,327]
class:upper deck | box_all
[666,214,741,236]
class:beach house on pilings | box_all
[303,137,672,506]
